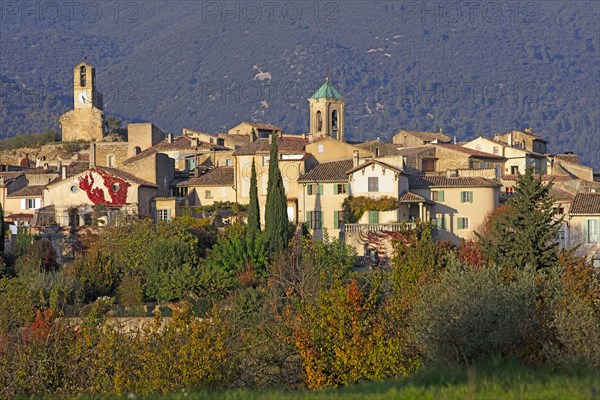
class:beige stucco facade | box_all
[463,137,546,174]
[566,214,600,263]
[305,137,372,163]
[411,185,500,243]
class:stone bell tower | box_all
[308,77,345,141]
[60,61,104,142]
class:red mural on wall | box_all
[78,168,131,205]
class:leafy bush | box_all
[294,277,419,388]
[411,258,539,364]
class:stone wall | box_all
[60,108,104,142]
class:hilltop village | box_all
[1,62,599,266]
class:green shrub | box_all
[411,258,539,364]
[551,294,600,368]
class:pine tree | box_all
[476,166,562,270]
[264,132,289,254]
[247,158,261,241]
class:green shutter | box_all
[369,210,379,224]
[584,219,589,243]
[320,212,324,229]
[333,184,338,195]
[307,185,313,195]
[439,191,445,202]
[334,211,339,229]
[346,183,350,194]
[469,192,473,203]
[306,211,311,229]
[318,184,324,195]
[458,218,464,230]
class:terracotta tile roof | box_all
[298,160,353,183]
[356,140,404,156]
[5,213,34,220]
[395,130,451,143]
[399,191,429,203]
[549,187,575,201]
[8,185,45,197]
[123,136,228,165]
[0,171,24,185]
[408,175,500,188]
[97,167,158,188]
[232,137,308,156]
[65,161,90,178]
[179,167,234,187]
[346,159,403,175]
[435,144,506,159]
[570,192,600,215]
[241,122,282,131]
[501,174,572,182]
[392,146,433,156]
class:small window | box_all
[333,210,343,229]
[335,183,347,195]
[108,155,116,167]
[510,165,519,174]
[25,198,36,209]
[307,184,323,196]
[262,156,270,167]
[493,146,499,155]
[205,190,212,199]
[457,217,469,230]
[173,187,188,198]
[475,144,482,150]
[461,191,473,203]
[225,159,233,167]
[112,183,119,191]
[157,209,170,221]
[592,259,600,269]
[431,190,445,202]
[368,177,379,192]
[306,211,322,229]
[434,214,445,230]
[368,210,379,224]
[558,230,566,241]
[586,219,599,244]
[318,144,324,153]
[506,186,514,195]
[70,185,79,193]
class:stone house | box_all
[392,130,450,147]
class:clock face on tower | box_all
[77,90,89,105]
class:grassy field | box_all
[159,359,599,400]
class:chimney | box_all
[167,133,173,144]
[507,132,513,147]
[191,137,199,148]
[524,127,532,133]
[43,163,49,171]
[353,150,360,167]
[89,142,96,167]
[61,165,67,180]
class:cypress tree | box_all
[476,166,562,270]
[264,132,289,254]
[247,158,261,240]
[0,202,4,254]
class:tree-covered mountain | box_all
[1,1,598,169]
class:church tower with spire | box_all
[308,77,345,141]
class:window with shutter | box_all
[368,177,379,192]
[368,210,379,224]
[587,219,599,243]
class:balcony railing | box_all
[342,222,416,233]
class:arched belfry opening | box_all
[308,77,345,141]
[79,66,86,87]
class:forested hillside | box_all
[1,1,598,168]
